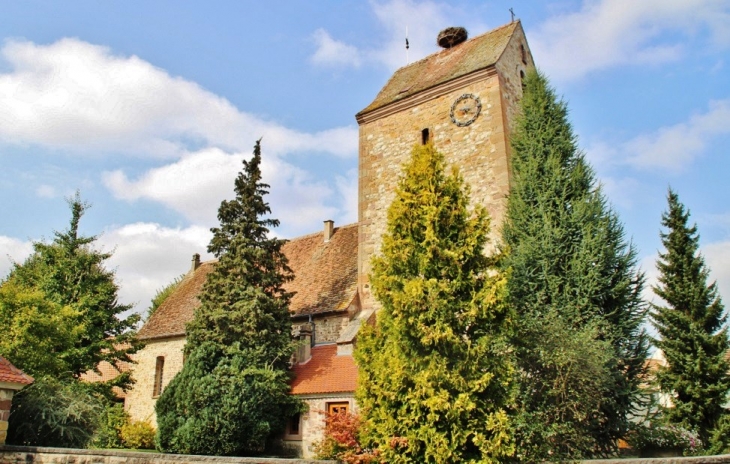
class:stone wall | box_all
[283,394,356,459]
[125,336,186,426]
[292,315,348,345]
[0,445,336,464]
[0,389,12,445]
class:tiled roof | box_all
[290,344,358,395]
[358,21,520,116]
[0,356,34,386]
[137,223,359,339]
[138,261,215,340]
[282,223,359,316]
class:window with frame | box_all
[327,401,349,416]
[285,412,303,440]
[153,356,165,398]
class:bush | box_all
[314,410,379,464]
[7,377,103,448]
[626,422,703,456]
[91,403,128,449]
[121,419,156,449]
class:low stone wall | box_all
[0,445,337,464]
[587,457,730,463]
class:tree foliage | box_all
[355,143,515,463]
[155,140,303,456]
[4,193,140,380]
[651,189,730,444]
[501,70,649,459]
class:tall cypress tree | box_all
[356,143,515,463]
[156,140,303,456]
[652,189,730,444]
[502,70,648,459]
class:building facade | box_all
[119,21,534,458]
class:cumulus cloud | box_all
[529,0,730,82]
[587,99,730,172]
[704,240,730,304]
[0,236,33,279]
[335,169,358,226]
[311,29,362,67]
[98,223,212,315]
[0,38,357,159]
[103,147,338,236]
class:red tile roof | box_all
[138,224,359,340]
[290,344,358,395]
[358,21,520,116]
[0,356,34,386]
[80,359,132,398]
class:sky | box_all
[1,0,729,318]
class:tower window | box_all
[520,44,527,64]
[421,128,430,145]
[520,70,526,90]
[153,356,165,398]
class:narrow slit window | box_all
[421,128,430,145]
[520,44,527,64]
[153,356,165,398]
[520,70,526,90]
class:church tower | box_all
[355,21,535,310]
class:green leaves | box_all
[502,70,648,459]
[651,189,730,445]
[356,144,515,463]
[155,140,302,456]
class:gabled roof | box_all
[290,344,358,395]
[80,359,132,397]
[137,223,359,340]
[0,356,34,386]
[358,21,520,117]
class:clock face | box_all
[450,94,482,127]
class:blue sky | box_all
[1,0,729,316]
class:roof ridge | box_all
[282,222,359,242]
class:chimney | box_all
[323,220,334,242]
[191,253,201,272]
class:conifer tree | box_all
[155,140,303,456]
[502,70,648,459]
[355,143,515,463]
[5,194,140,380]
[652,189,730,444]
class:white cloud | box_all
[98,223,212,315]
[589,99,730,172]
[35,184,56,198]
[311,29,362,67]
[309,0,459,71]
[0,38,357,159]
[529,0,730,82]
[704,240,730,304]
[335,168,358,226]
[0,236,33,279]
[103,147,338,237]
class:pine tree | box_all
[355,143,515,463]
[652,189,730,444]
[155,140,303,456]
[502,70,649,459]
[5,194,140,380]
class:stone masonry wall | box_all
[0,389,13,445]
[125,336,186,427]
[283,395,357,459]
[357,32,534,311]
[0,445,337,464]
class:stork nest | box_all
[437,27,468,48]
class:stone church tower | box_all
[356,21,535,310]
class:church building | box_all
[120,20,534,458]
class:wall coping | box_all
[0,445,337,464]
